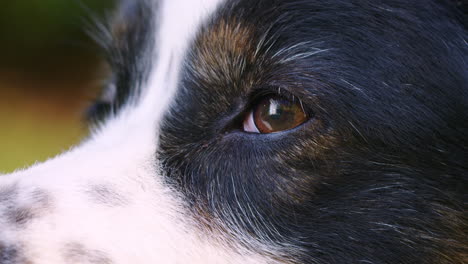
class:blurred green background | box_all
[0,0,115,173]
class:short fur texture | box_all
[1,0,466,263]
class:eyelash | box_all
[247,87,309,115]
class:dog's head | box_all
[1,0,466,263]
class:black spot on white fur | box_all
[0,184,18,204]
[63,242,113,264]
[5,208,36,228]
[0,242,29,264]
[86,184,128,207]
[0,185,52,228]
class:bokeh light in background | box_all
[0,1,115,173]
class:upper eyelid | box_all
[248,86,308,111]
[250,84,304,99]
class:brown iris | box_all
[243,96,308,134]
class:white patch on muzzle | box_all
[0,0,281,263]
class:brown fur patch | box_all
[189,17,341,206]
[191,19,259,93]
[429,204,468,264]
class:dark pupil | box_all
[254,97,306,133]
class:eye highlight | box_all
[243,96,308,134]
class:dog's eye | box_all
[243,96,307,133]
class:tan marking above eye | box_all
[243,96,308,134]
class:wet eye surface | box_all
[243,96,308,134]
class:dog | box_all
[0,0,466,263]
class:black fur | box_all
[156,0,467,263]
[86,0,468,263]
[87,0,157,123]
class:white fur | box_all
[0,0,282,263]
